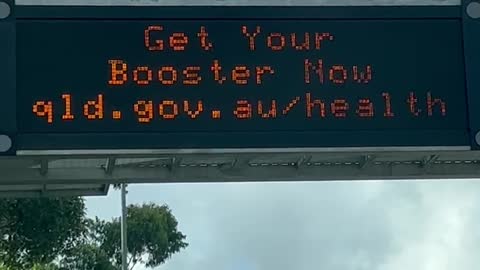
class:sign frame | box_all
[463,0,480,150]
[0,0,15,155]
[9,2,478,152]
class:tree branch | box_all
[127,254,134,266]
[128,256,139,270]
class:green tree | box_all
[58,243,116,270]
[31,263,59,270]
[0,197,87,269]
[58,218,116,270]
[0,263,59,270]
[102,203,188,270]
[61,203,188,270]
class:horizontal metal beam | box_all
[1,163,480,185]
[14,0,462,6]
[13,5,462,19]
[3,149,480,185]
[15,146,471,157]
[0,189,109,198]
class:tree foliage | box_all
[0,196,188,270]
[0,263,59,270]
[0,197,87,269]
[59,203,188,270]
[58,243,116,270]
[100,203,188,270]
[31,263,59,270]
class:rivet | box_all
[467,1,480,19]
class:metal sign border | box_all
[11,4,473,153]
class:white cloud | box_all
[378,180,480,270]
[87,180,480,270]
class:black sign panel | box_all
[9,6,475,150]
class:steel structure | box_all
[4,146,480,185]
[0,0,478,195]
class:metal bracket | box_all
[104,157,116,175]
[39,159,48,176]
[165,157,181,172]
[421,154,439,168]
[294,156,310,169]
[360,155,376,169]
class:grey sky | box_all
[16,0,477,269]
[85,179,480,270]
